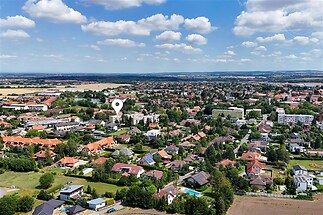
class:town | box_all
[0,77,323,215]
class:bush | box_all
[39,173,55,189]
[37,190,53,201]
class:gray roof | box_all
[60,185,83,194]
[87,198,105,205]
[293,165,307,171]
[32,199,64,215]
[68,205,85,214]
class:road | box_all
[233,133,250,156]
[0,187,7,198]
[90,201,124,215]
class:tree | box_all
[0,195,18,215]
[39,173,54,189]
[17,196,34,212]
[37,190,53,201]
[125,186,153,209]
[185,196,211,215]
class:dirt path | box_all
[228,194,323,215]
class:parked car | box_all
[107,208,116,213]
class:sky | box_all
[0,0,322,73]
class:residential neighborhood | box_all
[0,78,323,215]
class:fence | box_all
[245,192,297,198]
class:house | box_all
[185,171,210,187]
[118,134,131,143]
[127,126,141,135]
[138,153,156,165]
[216,159,236,168]
[169,160,187,172]
[183,154,203,163]
[106,122,119,131]
[59,185,84,201]
[111,148,134,158]
[87,198,106,211]
[91,157,107,165]
[57,157,80,168]
[293,175,315,192]
[246,160,266,178]
[248,141,269,152]
[179,141,195,148]
[240,152,263,161]
[67,205,86,215]
[165,144,179,154]
[305,149,323,157]
[145,129,160,141]
[54,122,79,132]
[144,170,163,180]
[34,150,56,162]
[292,165,308,176]
[154,185,178,205]
[250,175,273,190]
[32,199,64,215]
[154,149,171,160]
[82,137,114,155]
[288,143,305,153]
[112,163,144,178]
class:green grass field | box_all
[288,159,323,170]
[0,170,125,197]
[108,129,129,136]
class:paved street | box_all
[234,133,250,156]
[90,202,124,215]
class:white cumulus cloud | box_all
[256,34,285,42]
[82,14,184,36]
[23,0,87,24]
[184,17,215,34]
[82,0,167,10]
[97,38,145,47]
[155,43,202,54]
[241,41,258,47]
[0,15,35,28]
[186,34,207,45]
[0,54,17,59]
[0,29,30,39]
[233,0,323,36]
[156,31,181,42]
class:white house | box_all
[293,175,314,192]
[87,198,106,211]
[145,129,161,141]
[59,185,84,201]
[292,165,308,176]
[289,143,306,153]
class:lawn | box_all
[288,159,323,170]
[108,129,129,136]
[0,171,125,197]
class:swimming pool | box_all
[60,208,69,213]
[180,187,202,197]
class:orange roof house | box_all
[216,159,236,168]
[57,157,79,168]
[34,150,56,160]
[240,152,262,161]
[91,157,107,165]
[2,135,62,149]
[246,160,266,177]
[82,137,114,155]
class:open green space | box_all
[0,171,125,197]
[108,129,129,136]
[288,159,323,170]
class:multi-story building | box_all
[277,114,314,125]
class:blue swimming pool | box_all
[60,208,69,213]
[182,188,202,197]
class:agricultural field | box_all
[228,194,323,215]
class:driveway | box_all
[0,187,7,198]
[90,202,124,215]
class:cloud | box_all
[82,0,167,10]
[155,43,202,54]
[224,50,236,56]
[186,34,207,45]
[82,14,184,36]
[97,38,145,47]
[156,31,181,42]
[0,15,35,28]
[241,41,257,47]
[23,0,87,24]
[240,58,251,62]
[90,44,101,50]
[0,29,30,39]
[233,0,323,36]
[285,54,298,59]
[256,33,285,42]
[184,17,215,34]
[254,46,267,52]
[0,54,17,59]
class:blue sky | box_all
[0,0,322,73]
